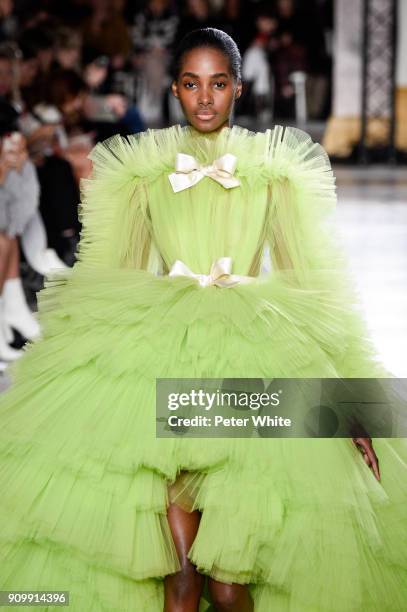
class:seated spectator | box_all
[241,7,277,121]
[16,69,85,262]
[0,100,46,363]
[81,49,145,138]
[16,24,56,109]
[16,32,40,109]
[23,23,55,74]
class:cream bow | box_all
[168,257,255,288]
[168,153,241,193]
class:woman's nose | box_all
[198,86,213,106]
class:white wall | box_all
[332,0,363,116]
[396,0,407,85]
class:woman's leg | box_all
[1,237,40,340]
[4,236,19,280]
[0,232,12,289]
[164,474,204,612]
[207,578,254,612]
[0,233,24,361]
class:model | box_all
[1,28,406,612]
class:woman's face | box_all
[61,92,85,126]
[19,57,39,87]
[0,0,13,18]
[171,47,241,133]
[57,47,81,70]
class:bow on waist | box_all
[168,153,241,193]
[168,257,256,288]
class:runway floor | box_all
[334,165,407,377]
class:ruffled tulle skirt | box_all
[1,265,406,611]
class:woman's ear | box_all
[235,79,242,100]
[171,81,179,98]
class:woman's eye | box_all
[215,82,226,89]
[184,82,196,89]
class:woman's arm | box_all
[77,133,162,274]
[264,127,389,482]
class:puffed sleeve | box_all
[77,133,162,274]
[264,126,392,378]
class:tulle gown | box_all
[0,124,406,611]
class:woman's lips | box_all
[195,112,216,121]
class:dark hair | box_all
[45,69,87,108]
[0,100,19,137]
[170,27,242,82]
[0,48,13,62]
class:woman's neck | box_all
[186,122,232,138]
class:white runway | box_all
[334,166,407,377]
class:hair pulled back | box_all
[171,27,242,82]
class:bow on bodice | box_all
[168,152,241,193]
[168,257,255,288]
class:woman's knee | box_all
[208,579,249,610]
[165,561,203,603]
[0,232,11,251]
[0,233,12,266]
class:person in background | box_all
[81,48,145,139]
[273,0,330,119]
[0,100,41,365]
[0,0,17,44]
[23,23,54,74]
[15,32,39,110]
[267,0,307,120]
[241,6,277,121]
[17,68,85,264]
[296,0,331,119]
[131,0,179,124]
[15,24,56,109]
[52,26,82,72]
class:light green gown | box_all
[0,124,406,611]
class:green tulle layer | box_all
[1,265,406,611]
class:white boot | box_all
[0,308,13,343]
[21,212,68,275]
[0,297,24,361]
[2,278,41,340]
